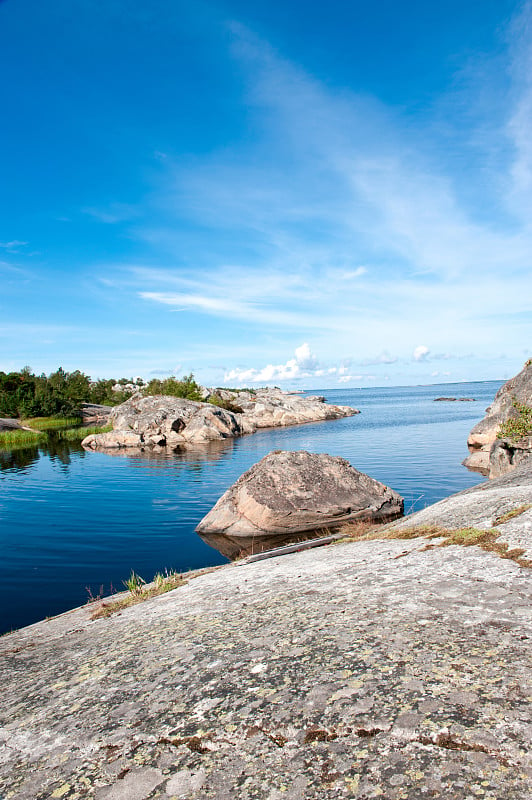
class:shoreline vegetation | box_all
[0,367,207,419]
[0,368,253,451]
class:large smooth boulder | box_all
[463,360,532,476]
[196,450,404,558]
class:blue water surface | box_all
[0,380,501,634]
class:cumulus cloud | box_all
[224,343,324,384]
[413,345,430,362]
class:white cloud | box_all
[100,10,532,383]
[224,343,324,384]
[0,240,28,251]
[413,345,430,362]
[362,350,397,366]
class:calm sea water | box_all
[0,380,501,635]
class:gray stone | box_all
[464,360,532,476]
[0,418,22,431]
[489,436,532,478]
[81,403,113,425]
[388,456,532,557]
[0,528,530,800]
[82,390,357,452]
[196,450,404,558]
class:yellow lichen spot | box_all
[279,785,288,792]
[341,669,353,678]
[481,781,490,787]
[225,724,237,732]
[69,703,81,713]
[348,679,363,689]
[345,775,360,791]
[409,771,424,781]
[52,681,67,690]
[51,784,71,798]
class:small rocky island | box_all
[82,388,358,451]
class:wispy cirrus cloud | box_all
[99,6,532,384]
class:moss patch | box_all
[338,523,532,568]
[493,504,532,525]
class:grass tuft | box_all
[90,569,187,619]
[493,504,532,525]
[0,429,46,449]
[21,416,82,430]
[497,398,532,443]
[56,423,113,441]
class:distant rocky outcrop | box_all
[81,389,358,451]
[463,360,532,477]
[0,418,23,431]
[196,450,404,558]
[80,403,113,425]
[434,397,475,402]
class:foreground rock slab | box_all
[196,451,404,558]
[0,535,530,800]
[82,390,357,451]
[464,360,532,476]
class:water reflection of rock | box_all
[198,528,333,560]
[91,438,236,468]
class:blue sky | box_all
[1,0,531,388]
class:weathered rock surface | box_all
[1,528,530,799]
[0,418,22,431]
[489,435,532,478]
[388,457,532,558]
[82,390,357,451]
[81,403,113,425]
[464,360,532,476]
[196,451,404,558]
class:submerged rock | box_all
[196,450,404,558]
[82,390,357,451]
[463,360,532,477]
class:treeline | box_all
[0,368,203,419]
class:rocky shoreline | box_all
[1,461,530,799]
[1,369,530,799]
[463,360,532,477]
[82,388,358,451]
